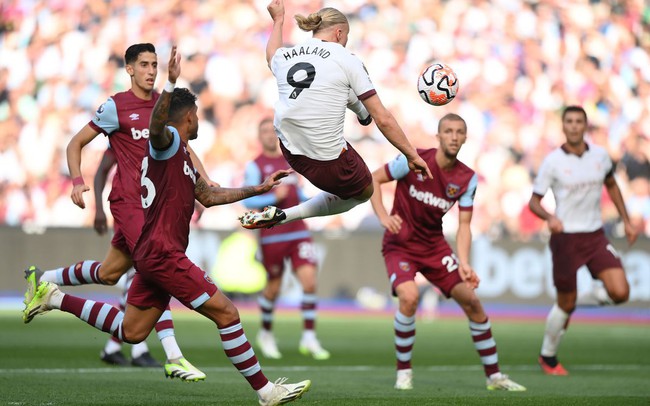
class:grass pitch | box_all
[1,308,648,405]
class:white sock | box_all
[301,330,316,343]
[540,304,569,357]
[40,270,59,283]
[282,192,364,223]
[160,336,183,361]
[103,340,122,354]
[257,381,275,400]
[131,342,149,358]
[576,284,613,306]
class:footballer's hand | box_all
[380,214,402,235]
[168,45,181,83]
[94,210,108,235]
[71,184,90,209]
[260,169,292,193]
[459,262,480,290]
[267,0,285,21]
[547,216,564,234]
[408,155,433,180]
[624,221,640,246]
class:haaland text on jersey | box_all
[409,184,453,211]
[282,46,330,61]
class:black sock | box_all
[541,355,558,367]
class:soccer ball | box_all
[417,62,459,106]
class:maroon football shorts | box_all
[260,238,317,280]
[109,202,144,256]
[129,253,218,311]
[383,239,463,298]
[549,228,623,292]
[280,142,372,200]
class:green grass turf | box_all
[1,309,648,405]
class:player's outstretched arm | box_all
[93,148,116,235]
[186,144,220,188]
[361,95,432,179]
[149,46,180,150]
[265,0,285,67]
[194,169,291,207]
[66,124,100,209]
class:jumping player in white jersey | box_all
[529,105,639,375]
[239,0,432,230]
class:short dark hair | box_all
[562,105,587,121]
[124,43,156,65]
[169,88,197,122]
[438,113,466,133]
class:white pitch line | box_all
[0,364,647,374]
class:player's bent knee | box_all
[399,295,419,314]
[121,329,148,344]
[609,288,629,304]
[97,268,124,285]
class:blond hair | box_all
[294,8,348,33]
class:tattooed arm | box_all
[194,169,291,208]
[149,45,180,150]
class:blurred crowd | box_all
[0,0,649,239]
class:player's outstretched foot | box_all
[486,373,527,391]
[24,266,43,305]
[394,368,413,390]
[538,355,568,376]
[257,330,283,359]
[259,378,311,406]
[164,357,206,382]
[132,351,162,368]
[239,206,286,229]
[23,281,57,324]
[298,338,330,360]
[100,350,130,366]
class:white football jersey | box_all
[270,38,375,160]
[532,144,614,233]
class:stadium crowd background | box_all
[0,0,649,241]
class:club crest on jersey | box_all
[204,273,215,285]
[129,113,140,121]
[399,261,410,272]
[446,183,460,198]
